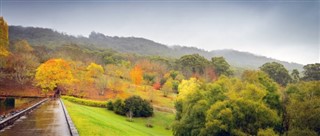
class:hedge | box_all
[62,96,107,108]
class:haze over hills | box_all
[9,25,303,71]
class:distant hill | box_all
[9,25,303,71]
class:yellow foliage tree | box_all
[177,78,200,100]
[130,65,143,85]
[0,17,9,57]
[86,62,104,78]
[35,59,74,94]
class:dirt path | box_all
[0,99,71,136]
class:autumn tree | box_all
[35,59,74,94]
[108,77,128,98]
[161,78,173,97]
[130,65,143,85]
[96,75,108,95]
[7,40,39,84]
[105,64,129,79]
[86,62,104,78]
[260,62,292,86]
[0,17,9,80]
[136,59,168,78]
[67,61,89,97]
[0,17,9,58]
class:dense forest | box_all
[1,17,319,135]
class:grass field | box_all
[62,99,174,136]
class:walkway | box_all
[0,99,71,136]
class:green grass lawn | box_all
[62,99,174,136]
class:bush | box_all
[106,101,113,110]
[113,99,126,115]
[62,96,107,108]
[124,95,153,117]
[111,96,153,117]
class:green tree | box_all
[285,81,320,134]
[291,69,300,83]
[173,74,282,136]
[176,54,209,77]
[302,63,320,81]
[124,95,153,117]
[211,56,233,76]
[260,62,292,86]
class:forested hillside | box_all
[9,26,303,71]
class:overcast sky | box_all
[1,0,319,64]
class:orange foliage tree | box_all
[130,65,143,85]
[35,59,74,94]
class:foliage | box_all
[302,63,320,81]
[177,78,200,100]
[10,40,34,53]
[211,56,233,76]
[241,70,281,110]
[6,40,39,84]
[260,62,292,86]
[95,75,108,95]
[107,77,128,98]
[285,81,320,134]
[0,17,10,57]
[257,128,278,136]
[291,69,300,83]
[86,62,104,78]
[105,64,130,79]
[107,101,113,110]
[143,73,156,85]
[161,78,173,97]
[62,96,107,107]
[124,95,153,117]
[111,96,154,117]
[153,81,161,90]
[35,59,74,94]
[173,74,282,136]
[176,54,210,77]
[130,65,143,85]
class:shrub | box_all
[124,95,153,117]
[106,101,113,110]
[113,99,126,115]
[62,96,107,108]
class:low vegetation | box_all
[62,96,107,108]
[62,99,174,136]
